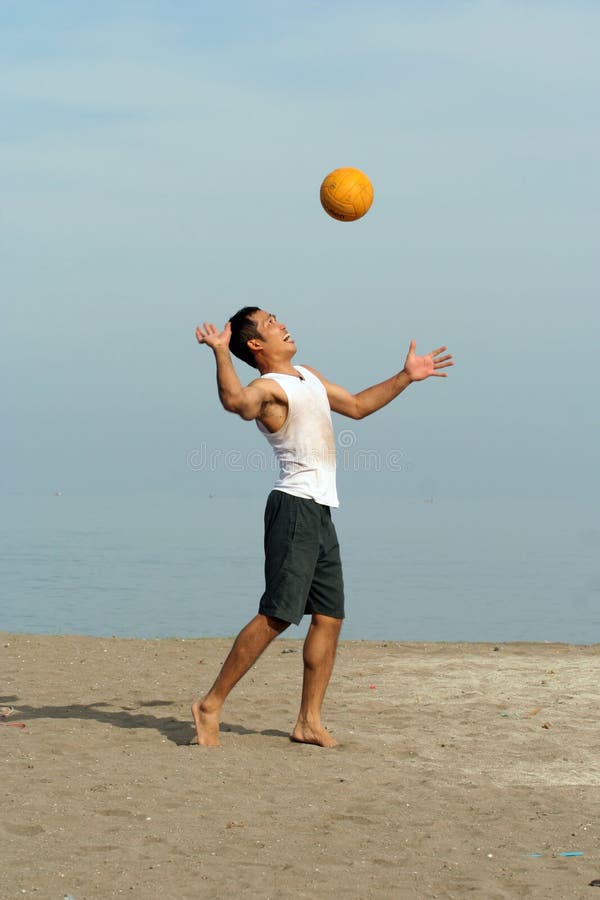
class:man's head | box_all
[229,307,262,368]
[229,307,295,369]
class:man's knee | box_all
[310,613,343,632]
[262,613,291,634]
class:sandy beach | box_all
[2,633,599,899]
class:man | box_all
[193,307,452,748]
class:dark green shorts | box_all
[259,490,345,626]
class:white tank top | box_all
[256,365,339,508]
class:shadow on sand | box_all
[9,700,290,745]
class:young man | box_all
[193,307,452,747]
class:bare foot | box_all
[191,699,221,747]
[290,723,339,748]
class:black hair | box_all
[229,306,262,368]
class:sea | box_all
[2,494,599,644]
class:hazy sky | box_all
[4,0,599,501]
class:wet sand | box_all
[2,632,599,898]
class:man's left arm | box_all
[303,340,453,420]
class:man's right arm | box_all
[195,320,267,421]
[212,346,266,420]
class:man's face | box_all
[250,310,296,354]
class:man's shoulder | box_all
[249,375,288,402]
[249,374,280,386]
[298,364,328,387]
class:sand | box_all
[2,632,599,899]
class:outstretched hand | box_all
[195,321,231,350]
[403,340,453,382]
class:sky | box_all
[4,0,600,502]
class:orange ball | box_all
[320,167,374,221]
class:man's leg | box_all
[191,613,289,747]
[292,612,343,748]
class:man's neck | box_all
[257,358,300,377]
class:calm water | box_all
[2,494,599,643]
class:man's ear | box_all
[247,338,262,353]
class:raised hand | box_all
[195,321,232,350]
[403,340,453,382]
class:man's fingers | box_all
[196,322,219,343]
[429,346,448,357]
[196,321,230,345]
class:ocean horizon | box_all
[3,493,599,644]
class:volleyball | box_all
[320,167,374,222]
